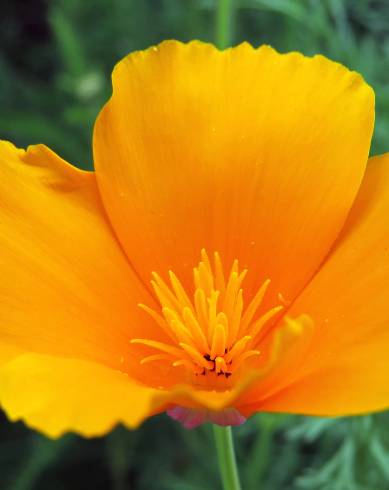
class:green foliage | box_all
[1,1,389,489]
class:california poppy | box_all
[1,40,388,438]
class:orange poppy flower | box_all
[1,40,388,438]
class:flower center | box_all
[131,250,285,386]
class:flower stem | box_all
[213,425,242,490]
[215,0,234,49]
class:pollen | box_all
[131,250,284,386]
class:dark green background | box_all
[1,1,389,489]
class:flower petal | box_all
[0,351,260,437]
[0,343,22,367]
[240,153,389,416]
[0,353,162,438]
[0,142,164,383]
[94,40,374,307]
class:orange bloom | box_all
[1,40,388,437]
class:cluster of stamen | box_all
[131,250,284,384]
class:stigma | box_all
[131,250,284,385]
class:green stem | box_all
[213,425,242,490]
[215,0,234,49]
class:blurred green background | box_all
[1,0,389,489]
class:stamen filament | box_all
[227,288,243,346]
[223,269,247,322]
[179,342,214,370]
[197,261,214,296]
[207,290,220,342]
[201,248,213,274]
[214,251,226,293]
[250,305,284,341]
[131,339,184,359]
[141,354,172,365]
[182,307,210,353]
[172,359,200,373]
[239,278,271,333]
[224,335,252,363]
[211,324,227,359]
[194,288,209,331]
[168,271,193,310]
[162,307,193,343]
[151,275,181,312]
[138,303,177,341]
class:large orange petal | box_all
[0,353,163,438]
[0,352,262,437]
[0,141,167,385]
[94,40,374,308]
[0,343,22,367]
[239,153,389,416]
